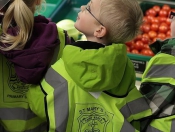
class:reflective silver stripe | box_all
[146,65,175,78]
[120,97,150,119]
[0,108,36,120]
[1,122,47,132]
[25,122,47,132]
[146,125,161,132]
[45,68,68,132]
[120,119,135,132]
[171,119,175,132]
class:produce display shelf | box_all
[42,0,175,82]
[50,0,89,22]
[35,0,67,19]
[127,53,151,81]
[132,0,175,81]
[140,0,175,13]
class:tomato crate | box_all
[140,0,175,13]
[128,0,175,82]
[128,54,151,81]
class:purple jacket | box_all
[0,15,60,84]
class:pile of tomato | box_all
[126,4,175,56]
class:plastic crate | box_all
[129,0,175,81]
[140,0,175,13]
[127,54,150,81]
[35,0,67,18]
[50,0,89,22]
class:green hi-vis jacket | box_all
[29,41,152,132]
[0,27,67,132]
[139,38,175,132]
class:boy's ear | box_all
[94,25,107,38]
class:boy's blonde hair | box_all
[0,0,45,51]
[99,0,143,44]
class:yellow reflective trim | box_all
[57,27,66,59]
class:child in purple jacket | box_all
[0,0,71,131]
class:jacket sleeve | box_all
[26,84,47,121]
[138,52,175,131]
[49,27,74,66]
[26,28,72,126]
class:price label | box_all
[131,59,147,73]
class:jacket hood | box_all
[0,15,59,84]
[149,38,175,55]
[62,41,136,96]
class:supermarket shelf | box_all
[40,0,174,82]
[35,0,68,19]
[138,0,175,6]
[50,0,89,22]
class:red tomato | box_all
[141,49,154,56]
[142,33,150,40]
[158,17,167,23]
[157,33,166,40]
[166,35,171,39]
[143,44,150,49]
[130,44,135,51]
[134,40,144,50]
[148,30,157,39]
[162,4,171,12]
[126,46,130,52]
[151,23,159,32]
[145,10,150,16]
[140,25,144,32]
[143,16,150,24]
[152,5,161,13]
[147,16,154,23]
[151,17,160,24]
[148,8,157,17]
[166,18,171,26]
[134,34,142,41]
[142,23,151,33]
[141,36,150,44]
[159,24,168,33]
[131,49,139,54]
[152,37,158,43]
[159,9,168,17]
[126,40,134,47]
[160,22,168,26]
[167,30,171,36]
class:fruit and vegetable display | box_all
[126,4,175,56]
[56,3,175,58]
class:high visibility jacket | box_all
[0,27,67,132]
[32,41,152,132]
[139,38,175,132]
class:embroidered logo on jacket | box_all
[1,57,29,103]
[74,103,114,132]
[7,61,29,94]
